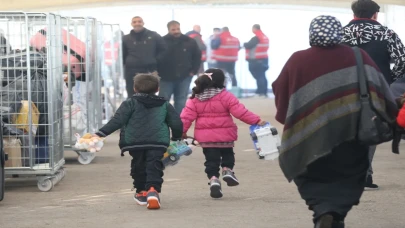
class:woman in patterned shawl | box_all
[272,15,398,228]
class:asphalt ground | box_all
[1,98,405,228]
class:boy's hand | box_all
[92,134,102,138]
[182,133,188,139]
[257,120,267,126]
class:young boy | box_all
[95,73,183,209]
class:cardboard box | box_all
[12,100,39,134]
[4,137,22,168]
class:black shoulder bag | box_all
[353,47,393,145]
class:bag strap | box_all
[353,47,395,125]
[352,47,370,100]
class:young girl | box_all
[180,68,266,199]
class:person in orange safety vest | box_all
[104,41,120,66]
[211,27,240,87]
[186,25,207,74]
[244,24,269,97]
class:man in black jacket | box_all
[342,0,405,191]
[158,20,202,113]
[122,16,166,97]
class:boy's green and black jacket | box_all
[95,93,183,154]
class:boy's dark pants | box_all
[203,148,235,179]
[129,149,165,193]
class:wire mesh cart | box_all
[101,23,124,123]
[0,122,5,200]
[61,17,103,165]
[0,12,65,192]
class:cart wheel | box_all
[169,155,178,162]
[61,168,66,178]
[250,133,258,141]
[258,155,265,160]
[270,128,278,135]
[37,179,54,192]
[55,170,64,182]
[78,154,92,165]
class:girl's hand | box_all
[182,133,188,139]
[257,120,267,126]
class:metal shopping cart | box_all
[0,12,65,192]
[0,121,4,201]
[101,23,124,124]
[60,17,103,165]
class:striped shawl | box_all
[272,45,398,182]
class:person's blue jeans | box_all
[159,76,193,114]
[207,62,217,69]
[248,59,269,95]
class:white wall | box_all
[385,5,405,38]
[57,4,393,90]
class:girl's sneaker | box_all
[209,177,223,199]
[222,168,239,186]
[146,187,161,209]
[134,191,147,206]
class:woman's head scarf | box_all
[309,15,343,47]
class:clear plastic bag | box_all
[74,133,104,152]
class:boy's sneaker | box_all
[332,221,345,228]
[209,177,223,199]
[146,187,161,209]
[222,168,239,186]
[315,214,334,228]
[365,175,379,190]
[133,191,147,206]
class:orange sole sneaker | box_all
[146,196,161,209]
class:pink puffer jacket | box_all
[180,89,260,144]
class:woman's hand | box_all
[257,120,267,126]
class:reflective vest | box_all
[245,30,269,60]
[188,32,207,62]
[104,41,120,66]
[212,31,240,62]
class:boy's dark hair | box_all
[167,20,180,29]
[351,0,380,19]
[253,24,261,30]
[133,72,160,95]
[190,68,225,99]
[213,28,220,32]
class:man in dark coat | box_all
[341,0,405,190]
[122,16,166,97]
[158,20,202,113]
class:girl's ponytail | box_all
[190,74,212,99]
[190,68,226,99]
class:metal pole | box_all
[23,12,33,168]
[67,17,73,147]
